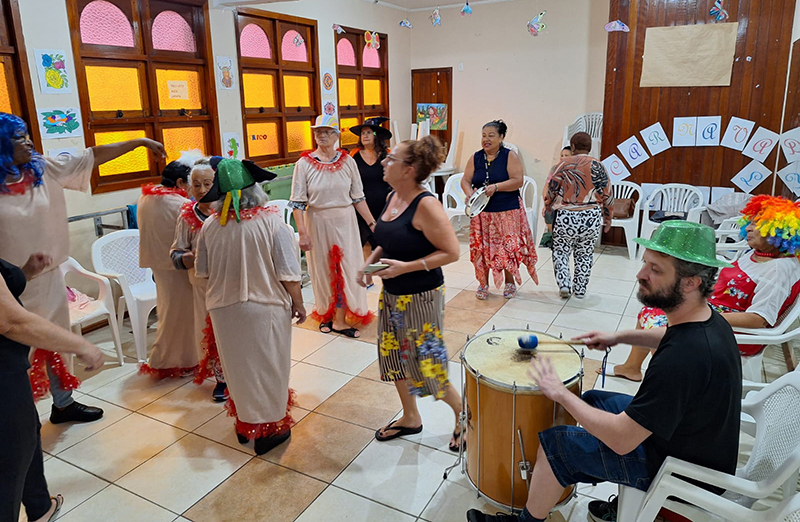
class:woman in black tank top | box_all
[357,136,466,453]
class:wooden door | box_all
[411,67,452,150]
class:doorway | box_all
[411,67,453,194]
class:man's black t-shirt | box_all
[625,309,742,483]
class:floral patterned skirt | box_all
[469,204,539,288]
[377,286,450,399]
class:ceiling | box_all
[366,0,521,13]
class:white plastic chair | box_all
[410,123,418,141]
[267,199,301,259]
[735,296,800,382]
[618,370,800,522]
[60,257,124,366]
[503,142,520,155]
[638,184,705,259]
[91,230,157,363]
[392,120,401,148]
[714,216,750,263]
[433,120,459,177]
[443,172,467,231]
[563,112,603,157]
[521,176,539,238]
[609,181,643,260]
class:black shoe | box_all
[50,401,104,424]
[588,495,618,522]
[236,433,249,445]
[254,430,291,456]
[212,382,227,402]
[466,509,519,522]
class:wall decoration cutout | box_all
[709,0,729,22]
[461,1,473,16]
[322,70,335,93]
[35,49,71,94]
[365,31,380,50]
[216,56,235,90]
[399,19,413,29]
[695,116,722,146]
[777,162,800,197]
[731,159,771,193]
[527,11,546,36]
[780,127,800,164]
[640,122,671,156]
[323,100,337,116]
[332,24,346,35]
[617,135,649,168]
[293,33,305,47]
[601,154,631,183]
[720,116,755,150]
[672,117,697,147]
[430,7,441,27]
[742,127,780,162]
[416,103,447,130]
[39,108,82,139]
[605,20,630,33]
[222,132,242,160]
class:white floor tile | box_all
[498,298,561,325]
[444,271,479,290]
[296,485,416,522]
[585,277,636,297]
[289,362,353,410]
[475,317,553,337]
[553,308,622,332]
[291,327,335,361]
[73,362,139,394]
[420,472,500,522]
[42,457,109,520]
[303,336,377,376]
[88,372,192,411]
[564,293,629,315]
[138,380,225,432]
[40,396,131,455]
[57,485,176,522]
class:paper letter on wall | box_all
[640,122,671,156]
[780,127,800,164]
[601,154,632,183]
[696,116,722,146]
[777,162,800,197]
[743,127,780,162]
[731,160,771,194]
[720,116,756,151]
[617,136,650,168]
[672,117,697,147]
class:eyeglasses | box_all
[313,129,337,137]
[385,154,410,164]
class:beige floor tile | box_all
[303,336,377,375]
[261,412,373,481]
[289,362,353,410]
[332,438,455,516]
[546,325,591,345]
[585,276,636,297]
[36,391,85,417]
[184,458,326,522]
[73,360,140,394]
[358,359,383,382]
[578,480,619,501]
[444,257,476,275]
[624,297,644,317]
[616,314,639,332]
[40,396,131,455]
[58,413,185,481]
[443,306,492,336]
[315,377,401,430]
[88,371,192,411]
[443,271,479,290]
[296,485,416,522]
[515,281,570,307]
[552,307,622,332]
[498,297,562,325]
[41,457,109,520]
[446,290,507,315]
[443,329,469,360]
[356,317,379,345]
[116,433,251,514]
[57,485,175,522]
[444,288,462,304]
[291,328,334,361]
[192,408,310,455]
[420,472,501,522]
[475,316,552,337]
[138,380,225,431]
[564,292,630,315]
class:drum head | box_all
[463,329,582,391]
[465,188,490,218]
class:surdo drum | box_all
[461,329,583,511]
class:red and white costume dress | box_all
[195,207,299,439]
[639,253,800,356]
[0,150,95,399]
[137,184,199,377]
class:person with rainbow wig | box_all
[603,194,800,382]
[0,112,165,424]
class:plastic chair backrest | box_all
[584,112,604,139]
[91,229,149,286]
[648,184,704,214]
[521,176,538,212]
[504,142,520,155]
[613,180,642,205]
[443,173,465,210]
[267,199,291,227]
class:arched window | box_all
[151,11,196,53]
[79,0,135,47]
[240,23,272,59]
[362,46,380,69]
[337,39,356,67]
[281,30,308,62]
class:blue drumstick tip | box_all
[518,335,539,351]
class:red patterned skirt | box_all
[469,204,539,288]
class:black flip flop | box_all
[331,326,360,338]
[375,420,423,441]
[449,429,466,452]
[319,321,333,334]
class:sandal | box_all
[476,285,489,300]
[449,429,466,452]
[332,326,360,338]
[319,321,333,334]
[46,494,64,522]
[503,283,516,299]
[375,420,423,441]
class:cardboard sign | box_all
[640,122,671,156]
[167,80,189,100]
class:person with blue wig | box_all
[0,112,165,424]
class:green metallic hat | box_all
[633,221,733,268]
[212,158,276,225]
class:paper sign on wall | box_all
[777,163,800,197]
[34,49,72,95]
[168,81,189,100]
[672,117,697,147]
[780,127,800,164]
[743,127,780,162]
[215,56,235,90]
[601,154,632,183]
[721,116,756,151]
[321,69,335,93]
[710,186,734,203]
[617,135,650,168]
[222,132,242,160]
[640,122,671,156]
[38,108,82,139]
[731,159,771,194]
[695,116,722,146]
[641,182,663,210]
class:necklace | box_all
[753,250,792,259]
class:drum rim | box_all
[465,187,490,217]
[462,328,582,392]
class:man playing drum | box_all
[467,221,742,522]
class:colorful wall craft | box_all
[39,108,82,139]
[617,135,649,168]
[430,8,441,27]
[416,103,447,130]
[695,116,722,147]
[322,70,335,93]
[527,11,546,36]
[709,0,729,22]
[35,49,71,95]
[332,24,345,35]
[605,20,629,32]
[365,31,380,50]
[216,56,235,90]
[223,132,242,160]
[742,127,780,163]
[399,19,413,29]
[461,1,472,16]
[780,127,800,164]
[671,117,697,147]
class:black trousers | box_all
[0,370,51,521]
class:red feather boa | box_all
[310,244,375,325]
[194,314,222,384]
[180,202,204,232]
[2,171,38,196]
[141,183,188,198]
[29,349,81,402]
[216,205,280,222]
[226,389,297,440]
[138,363,198,380]
[299,149,350,172]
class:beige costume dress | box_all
[195,206,300,438]
[0,150,95,400]
[289,150,373,325]
[137,185,198,377]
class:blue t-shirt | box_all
[471,147,520,212]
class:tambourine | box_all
[465,186,490,217]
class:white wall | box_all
[408,0,609,190]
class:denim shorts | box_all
[538,390,652,492]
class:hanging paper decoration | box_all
[461,1,472,16]
[527,11,546,36]
[430,7,442,27]
[293,33,305,47]
[399,19,413,29]
[365,31,380,50]
[709,0,729,21]
[332,24,346,35]
[604,20,630,32]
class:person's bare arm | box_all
[91,138,166,168]
[723,312,769,329]
[460,160,476,200]
[575,328,667,351]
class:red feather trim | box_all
[194,314,223,384]
[226,389,297,440]
[138,363,198,380]
[141,183,188,198]
[29,349,81,402]
[299,149,350,172]
[309,244,375,326]
[180,202,204,232]
[2,171,38,196]
[216,205,280,222]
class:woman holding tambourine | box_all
[461,120,538,300]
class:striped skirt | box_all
[377,285,450,399]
